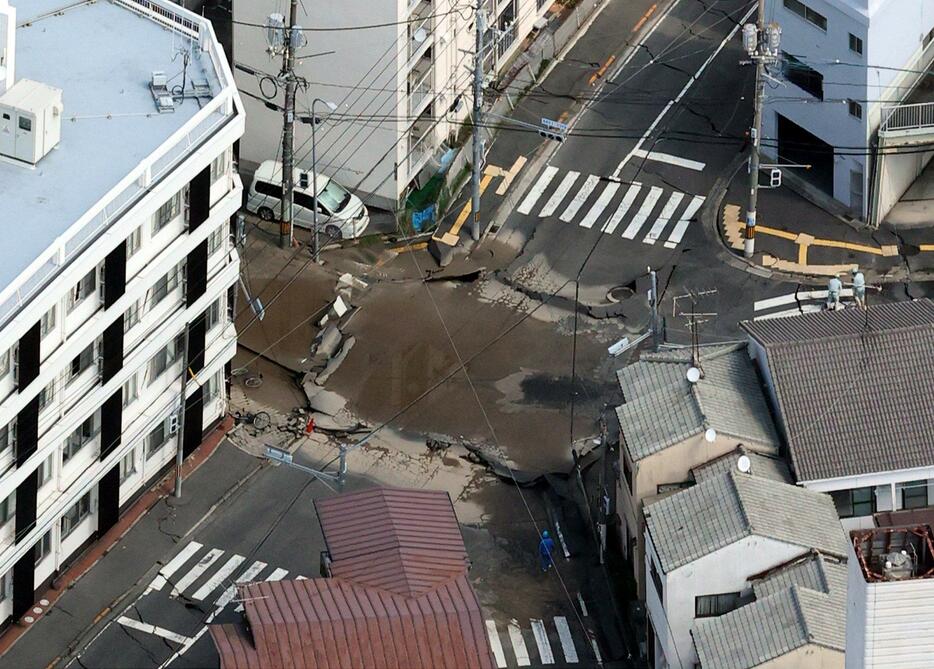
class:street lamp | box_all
[310,98,338,260]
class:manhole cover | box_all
[607,286,635,303]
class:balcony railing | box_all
[408,66,433,116]
[407,125,435,176]
[408,14,433,62]
[496,23,517,61]
[880,102,934,134]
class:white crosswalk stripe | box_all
[539,171,579,218]
[508,619,531,666]
[559,175,600,222]
[622,185,663,239]
[485,616,588,667]
[515,168,704,249]
[171,548,224,598]
[215,560,268,611]
[191,554,245,601]
[553,616,579,663]
[530,620,554,664]
[486,620,508,668]
[579,182,619,229]
[149,541,203,592]
[753,288,854,321]
[518,166,559,215]
[644,191,685,245]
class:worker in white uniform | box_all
[826,275,843,310]
[851,267,866,308]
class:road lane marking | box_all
[588,54,617,86]
[149,541,203,592]
[508,619,531,666]
[612,3,756,178]
[486,620,508,668]
[754,288,853,311]
[117,617,191,645]
[590,635,603,664]
[518,166,559,214]
[560,174,600,222]
[644,191,685,244]
[531,619,555,664]
[495,155,528,195]
[554,617,579,663]
[632,3,657,33]
[631,148,705,171]
[622,186,662,239]
[171,548,223,598]
[264,567,290,581]
[579,182,619,229]
[191,554,245,601]
[663,194,704,248]
[540,171,580,217]
[602,183,641,234]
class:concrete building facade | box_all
[0,0,243,624]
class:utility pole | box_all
[279,0,300,249]
[742,1,780,258]
[174,322,190,498]
[648,267,659,350]
[470,0,485,242]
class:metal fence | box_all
[881,101,934,133]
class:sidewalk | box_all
[0,421,263,668]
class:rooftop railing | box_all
[880,101,934,134]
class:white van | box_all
[246,160,370,240]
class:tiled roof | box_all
[742,299,934,481]
[692,446,792,484]
[644,472,847,572]
[694,553,847,669]
[210,487,494,669]
[616,344,780,461]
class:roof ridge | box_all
[788,585,814,643]
[728,471,753,536]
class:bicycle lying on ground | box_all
[233,409,271,431]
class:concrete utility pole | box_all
[279,0,300,248]
[470,0,485,242]
[174,322,190,498]
[742,0,780,258]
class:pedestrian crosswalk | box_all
[517,166,705,249]
[753,288,854,321]
[485,615,593,667]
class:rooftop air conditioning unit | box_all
[0,79,63,165]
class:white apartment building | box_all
[763,0,934,220]
[0,0,243,625]
[234,0,554,210]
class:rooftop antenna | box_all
[673,288,718,373]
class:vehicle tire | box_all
[258,206,275,221]
[252,411,271,431]
[324,224,342,242]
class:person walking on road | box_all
[826,275,842,310]
[539,530,556,572]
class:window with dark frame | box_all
[0,420,14,457]
[901,480,929,510]
[831,486,875,518]
[40,305,57,339]
[848,33,863,55]
[69,342,95,383]
[152,191,182,234]
[63,412,99,464]
[68,269,97,312]
[848,99,863,119]
[782,52,824,100]
[783,0,827,30]
[147,419,170,459]
[695,592,742,618]
[61,492,91,539]
[33,531,52,566]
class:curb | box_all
[0,416,235,659]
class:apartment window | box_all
[119,450,137,483]
[33,531,52,566]
[783,0,826,30]
[0,492,14,527]
[69,341,95,384]
[126,226,142,258]
[208,225,225,256]
[152,191,182,234]
[204,370,222,402]
[147,418,172,460]
[61,492,92,539]
[0,571,9,603]
[37,455,53,488]
[0,420,14,457]
[124,298,142,333]
[650,558,664,602]
[68,269,97,312]
[848,33,863,55]
[832,487,875,518]
[900,480,929,510]
[150,262,182,309]
[122,374,138,408]
[205,298,222,331]
[63,412,99,464]
[38,381,55,412]
[695,592,742,618]
[149,334,185,382]
[782,52,823,100]
[848,99,863,119]
[0,348,8,380]
[40,305,57,339]
[210,149,229,184]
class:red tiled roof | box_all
[211,486,495,669]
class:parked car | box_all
[246,160,370,240]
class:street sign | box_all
[265,445,293,465]
[541,117,569,132]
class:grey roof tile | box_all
[693,447,792,484]
[644,472,847,573]
[742,299,934,481]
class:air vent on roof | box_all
[150,71,174,113]
[0,79,63,165]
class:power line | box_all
[230,8,471,33]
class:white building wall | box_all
[645,530,805,669]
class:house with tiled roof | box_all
[642,470,847,669]
[742,299,934,530]
[614,343,782,596]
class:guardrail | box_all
[881,101,934,133]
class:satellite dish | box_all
[704,428,717,443]
[413,28,428,43]
[686,367,701,383]
[737,455,751,473]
